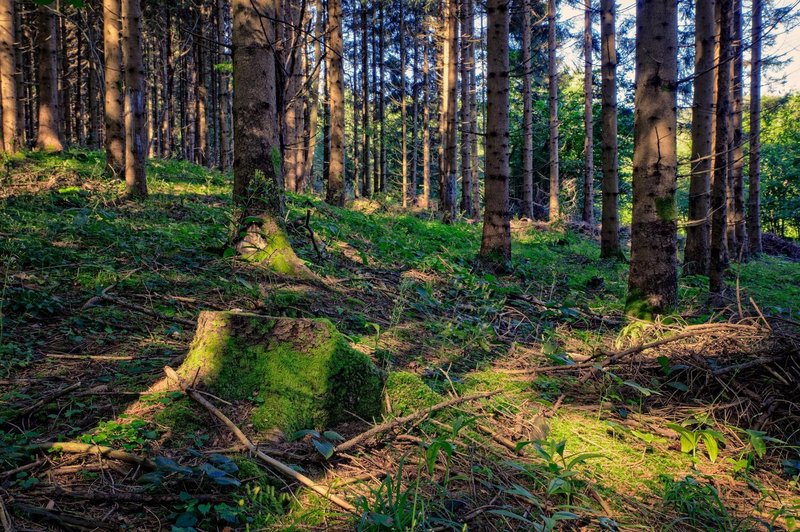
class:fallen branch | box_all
[83,292,196,327]
[334,389,501,454]
[39,487,226,505]
[12,502,114,531]
[45,353,135,361]
[27,442,155,470]
[163,366,356,513]
[7,382,82,420]
[0,459,45,479]
[0,497,12,532]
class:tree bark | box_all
[479,0,510,267]
[35,5,64,152]
[730,0,746,258]
[460,0,474,217]
[325,0,345,206]
[303,0,322,187]
[0,0,19,152]
[218,0,232,170]
[582,0,594,226]
[547,0,559,222]
[441,0,458,222]
[400,0,409,207]
[103,0,125,173]
[626,0,679,316]
[521,0,533,219]
[194,16,209,167]
[710,0,732,298]
[747,0,762,255]
[378,2,386,193]
[684,0,715,275]
[122,0,147,198]
[420,27,431,209]
[599,0,620,258]
[360,0,370,197]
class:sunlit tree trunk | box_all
[730,0,746,258]
[521,0,533,219]
[626,0,678,316]
[420,28,431,209]
[0,0,19,152]
[582,0,594,226]
[303,0,322,187]
[35,5,64,152]
[360,0,370,197]
[441,0,458,222]
[710,0,733,298]
[325,0,345,206]
[599,0,620,258]
[684,0,715,275]
[479,0,510,267]
[122,0,147,198]
[460,0,474,217]
[547,0,559,221]
[747,0,762,255]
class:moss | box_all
[655,196,678,222]
[385,372,441,415]
[154,397,203,446]
[625,289,657,321]
[176,312,382,435]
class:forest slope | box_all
[1,151,799,530]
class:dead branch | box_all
[82,293,196,327]
[11,502,114,531]
[27,442,156,470]
[163,366,356,513]
[334,390,502,454]
[7,382,82,420]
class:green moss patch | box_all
[175,311,382,435]
[385,371,441,415]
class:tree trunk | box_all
[218,0,231,170]
[479,0,510,267]
[378,2,386,193]
[400,0,409,207]
[521,0,533,219]
[411,28,419,202]
[469,13,479,218]
[122,0,147,198]
[195,19,208,167]
[231,0,310,277]
[303,0,322,187]
[547,0,559,222]
[747,0,762,255]
[684,0,715,275]
[325,0,345,206]
[626,0,678,316]
[161,8,173,159]
[599,0,620,258]
[582,0,593,226]
[710,0,732,298]
[360,0,370,197]
[35,5,64,152]
[441,0,458,222]
[0,0,19,152]
[460,0,474,217]
[730,0,746,258]
[420,28,431,209]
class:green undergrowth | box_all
[3,151,800,530]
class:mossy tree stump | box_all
[174,311,382,436]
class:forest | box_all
[1,0,800,529]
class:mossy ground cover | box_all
[1,151,798,530]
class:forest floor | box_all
[1,150,799,531]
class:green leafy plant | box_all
[661,475,733,530]
[666,421,726,463]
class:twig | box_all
[83,293,196,327]
[304,209,323,260]
[45,353,135,361]
[0,497,12,532]
[163,366,356,513]
[334,390,501,454]
[11,502,114,531]
[40,487,226,505]
[0,460,45,480]
[27,442,155,470]
[8,382,82,420]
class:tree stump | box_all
[173,311,382,435]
